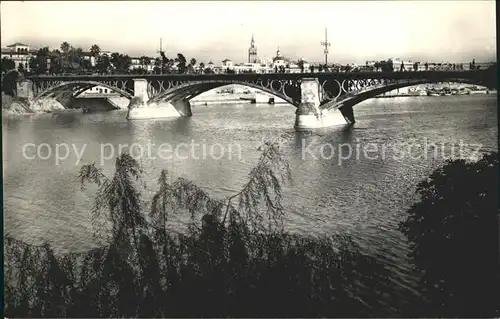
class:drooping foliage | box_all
[7,140,496,317]
[5,138,400,317]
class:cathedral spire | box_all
[248,34,258,63]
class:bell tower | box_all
[248,34,258,63]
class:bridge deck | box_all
[26,70,496,82]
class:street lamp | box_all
[320,27,331,66]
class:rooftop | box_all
[1,49,33,55]
[273,55,289,62]
[7,42,29,47]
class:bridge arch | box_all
[147,79,301,106]
[321,77,496,111]
[33,80,134,100]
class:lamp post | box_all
[320,27,331,66]
[157,37,163,74]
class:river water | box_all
[3,94,497,296]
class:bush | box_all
[1,70,19,96]
[400,152,500,317]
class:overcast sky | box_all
[1,1,496,64]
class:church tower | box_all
[248,35,258,63]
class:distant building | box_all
[391,58,413,72]
[6,42,30,53]
[365,60,377,68]
[212,66,223,74]
[79,51,96,67]
[287,62,301,73]
[233,62,270,74]
[222,59,234,70]
[272,48,288,70]
[80,85,119,96]
[129,57,141,69]
[127,56,156,72]
[289,59,310,73]
[260,57,272,67]
[1,42,34,72]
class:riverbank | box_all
[191,85,287,105]
[2,92,65,116]
[375,90,497,98]
[375,94,425,98]
[191,97,284,106]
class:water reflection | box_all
[50,112,84,127]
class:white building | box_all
[222,59,234,70]
[300,60,311,72]
[391,58,414,72]
[129,57,141,70]
[260,57,273,67]
[268,48,310,73]
[233,62,270,74]
[1,42,34,72]
[79,52,96,68]
[287,62,301,73]
[272,48,287,71]
[128,56,156,72]
[79,85,120,96]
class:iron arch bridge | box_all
[30,78,135,100]
[146,79,301,105]
[25,69,497,108]
[319,75,497,111]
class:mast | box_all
[320,27,331,66]
[157,38,163,74]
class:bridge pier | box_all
[128,79,154,119]
[16,80,33,99]
[294,78,350,131]
[339,105,355,124]
[170,98,193,116]
[127,79,193,120]
[16,79,75,108]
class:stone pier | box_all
[16,79,33,99]
[294,78,351,131]
[16,79,75,108]
[127,79,193,120]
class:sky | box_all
[1,1,497,64]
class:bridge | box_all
[16,69,497,130]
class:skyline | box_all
[1,1,497,64]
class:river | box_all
[2,94,497,297]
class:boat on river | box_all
[441,88,453,96]
[469,89,489,94]
[427,89,441,96]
